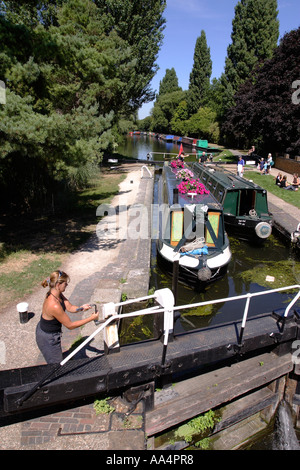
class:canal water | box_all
[118,134,300,449]
[118,133,300,332]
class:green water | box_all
[117,134,300,450]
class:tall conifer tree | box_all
[221,0,279,112]
[158,68,181,97]
[187,30,212,115]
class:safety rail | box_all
[147,152,179,160]
[61,284,300,367]
[16,285,300,408]
[141,165,152,178]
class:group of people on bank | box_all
[258,154,274,175]
[237,147,274,178]
[275,172,300,191]
[248,146,274,175]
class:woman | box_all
[36,270,99,364]
[266,153,273,174]
[280,175,288,188]
[289,173,300,191]
[275,172,283,186]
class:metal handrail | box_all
[148,152,179,160]
[61,284,300,367]
[16,284,300,407]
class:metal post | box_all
[155,289,175,365]
[172,257,180,305]
[237,294,251,349]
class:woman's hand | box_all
[81,304,92,311]
[90,310,99,322]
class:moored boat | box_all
[181,136,197,147]
[156,162,232,290]
[196,139,220,152]
[189,162,273,242]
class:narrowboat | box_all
[196,139,220,152]
[181,136,197,147]
[166,135,174,142]
[156,163,232,290]
[189,162,273,242]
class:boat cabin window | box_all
[169,209,224,249]
[205,211,221,247]
[170,211,184,246]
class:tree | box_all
[221,0,279,113]
[170,100,189,136]
[95,0,166,112]
[150,90,186,133]
[187,30,212,115]
[186,107,219,142]
[222,28,300,156]
[158,68,181,97]
[205,78,224,121]
[0,0,167,211]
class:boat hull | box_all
[157,240,231,290]
[224,214,272,242]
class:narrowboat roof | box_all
[163,165,222,209]
[190,162,267,193]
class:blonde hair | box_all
[42,270,70,295]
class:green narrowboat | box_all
[196,139,220,152]
[189,162,273,242]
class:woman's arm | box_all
[62,295,91,313]
[52,302,99,330]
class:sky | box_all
[138,0,300,120]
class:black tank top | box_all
[40,294,66,333]
[40,315,62,333]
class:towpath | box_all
[0,162,153,450]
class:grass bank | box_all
[0,166,127,310]
[244,170,300,209]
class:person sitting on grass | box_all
[280,175,288,188]
[275,172,283,186]
[286,173,300,191]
